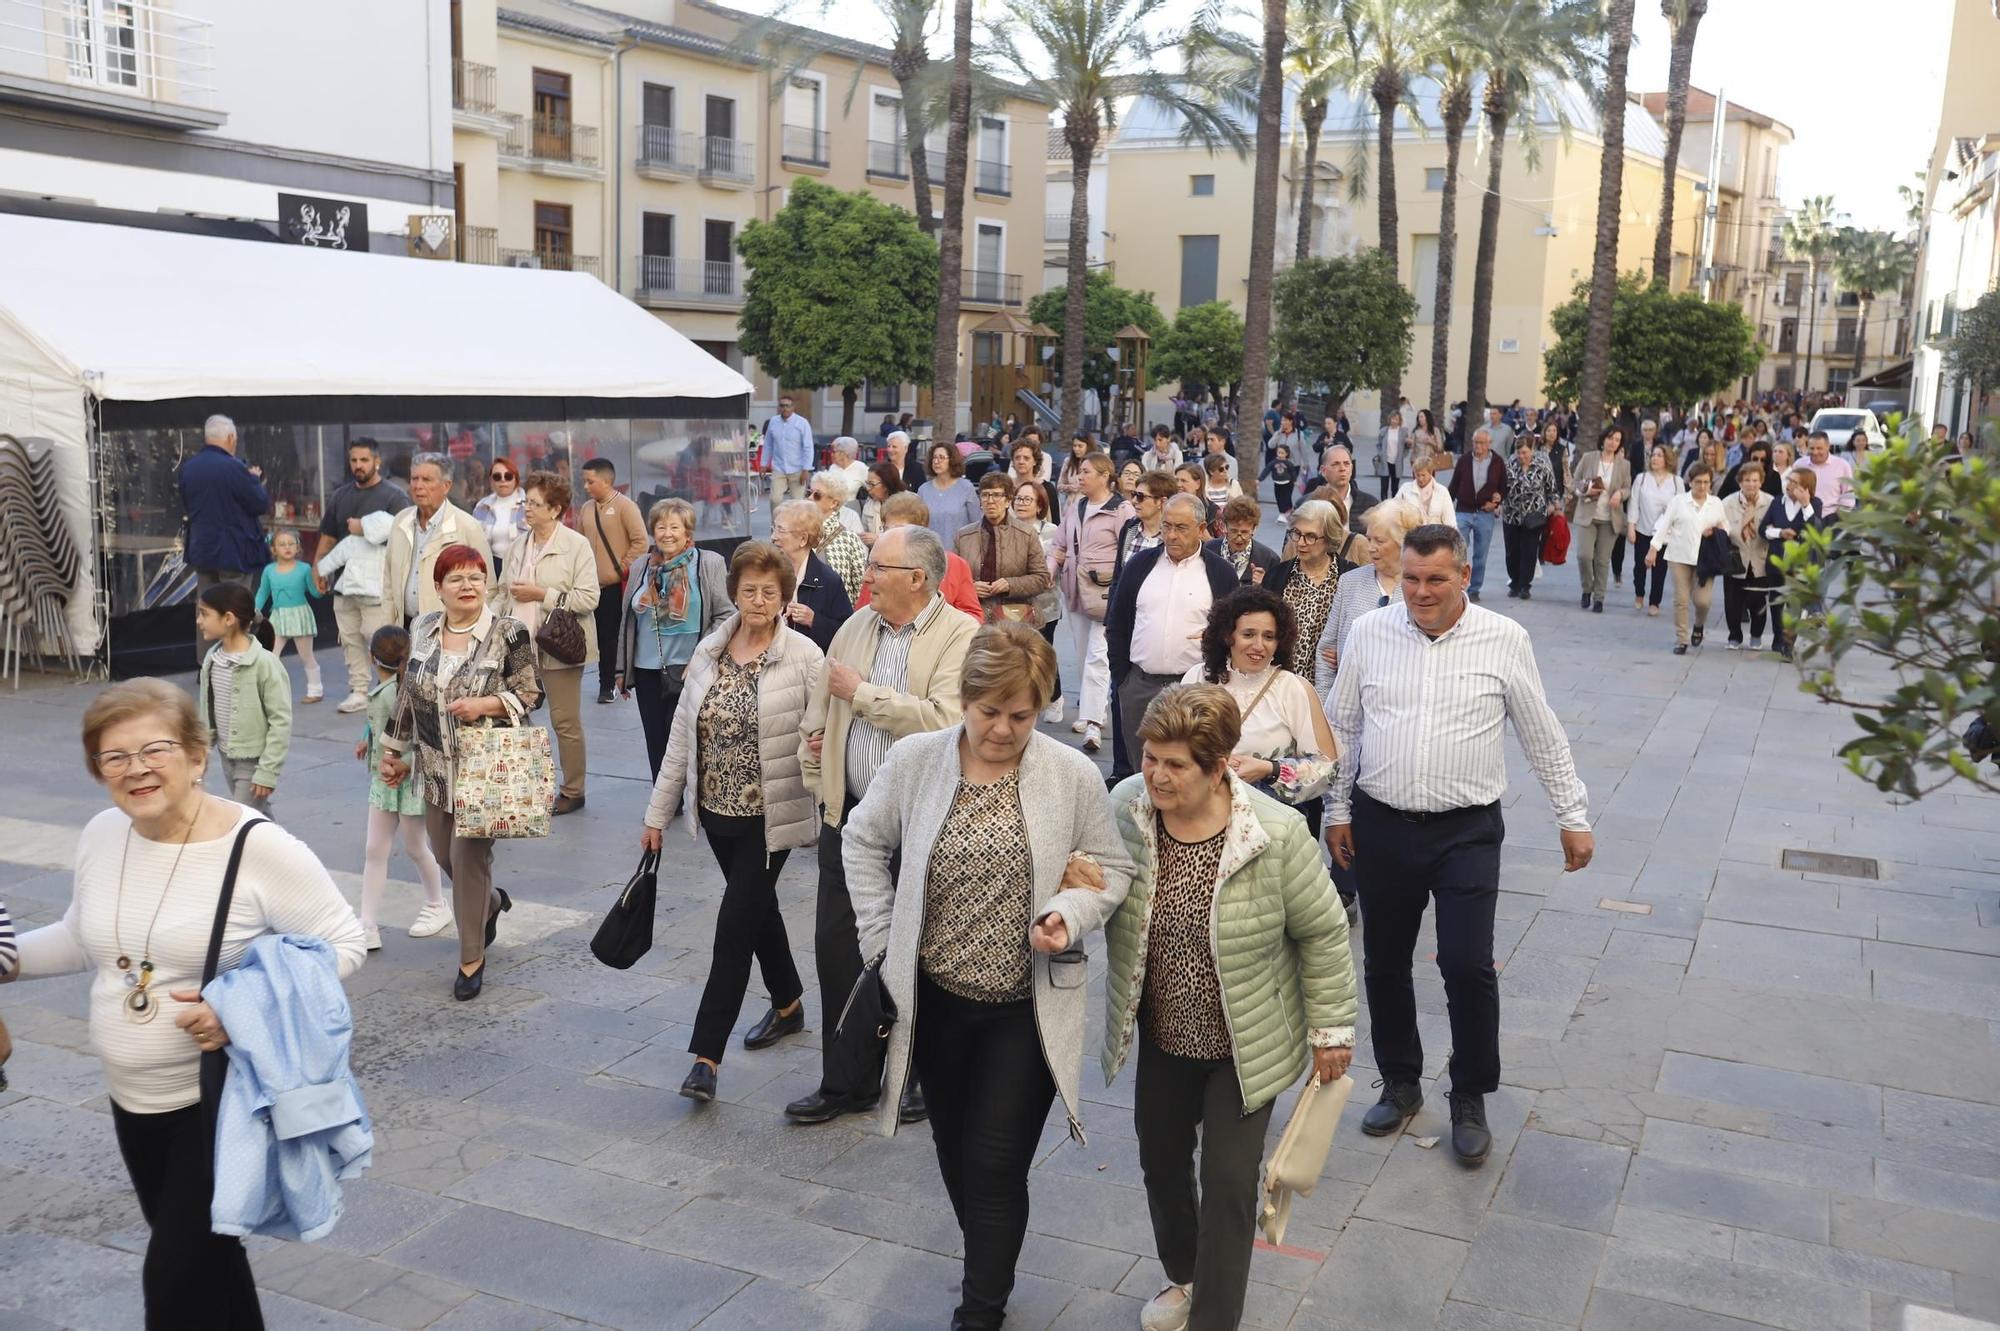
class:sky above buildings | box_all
[761,0,1949,235]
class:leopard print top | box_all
[696,650,767,817]
[1141,814,1232,1060]
[918,770,1035,1002]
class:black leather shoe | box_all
[1673,643,1689,655]
[1360,1080,1423,1136]
[552,794,585,816]
[680,1061,717,1103]
[453,962,485,1002]
[484,887,512,949]
[596,689,616,705]
[898,1085,929,1125]
[1592,599,1605,613]
[1581,592,1592,609]
[1449,1091,1492,1166]
[1691,626,1705,647]
[1520,588,1531,601]
[783,1090,880,1125]
[743,1003,805,1050]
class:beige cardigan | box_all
[381,500,492,626]
[500,522,602,669]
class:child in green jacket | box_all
[195,582,293,812]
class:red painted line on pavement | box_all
[1253,1238,1327,1261]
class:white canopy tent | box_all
[0,212,752,659]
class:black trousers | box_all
[814,797,899,1101]
[1501,522,1543,592]
[593,587,623,694]
[111,1101,265,1331]
[1134,1037,1274,1331]
[629,665,683,782]
[1610,531,1628,580]
[1630,532,1669,606]
[1378,461,1401,503]
[1275,480,1296,514]
[1723,571,1773,643]
[691,809,802,1063]
[914,974,1057,1331]
[1351,789,1504,1095]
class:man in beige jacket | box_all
[785,525,978,1127]
[383,453,492,626]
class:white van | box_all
[1807,407,1885,453]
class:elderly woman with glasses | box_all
[6,679,364,1329]
[499,470,600,816]
[615,497,732,781]
[770,499,853,653]
[472,458,526,578]
[921,441,980,547]
[810,467,869,601]
[1264,499,1348,678]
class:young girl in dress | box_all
[355,625,450,952]
[255,529,324,703]
[195,582,291,812]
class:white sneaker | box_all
[336,692,368,714]
[1042,701,1065,725]
[1070,718,1090,734]
[1140,1283,1192,1331]
[1083,723,1102,753]
[363,924,382,952]
[1748,637,1763,653]
[408,902,454,938]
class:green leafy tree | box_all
[1153,301,1246,398]
[1947,289,2000,399]
[736,180,938,434]
[1025,269,1168,402]
[1778,420,2000,798]
[1542,274,1759,410]
[1271,250,1415,410]
[1831,227,1917,375]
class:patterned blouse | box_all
[819,513,868,604]
[1281,564,1339,677]
[1500,453,1560,527]
[386,609,544,811]
[1143,815,1231,1059]
[696,650,767,817]
[918,770,1035,1002]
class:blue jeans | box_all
[1459,510,1496,595]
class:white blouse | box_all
[1179,662,1327,759]
[1650,493,1727,565]
[1394,480,1459,529]
[1627,471,1683,537]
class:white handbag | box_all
[1258,1073,1354,1245]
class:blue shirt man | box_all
[762,395,816,519]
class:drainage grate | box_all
[1780,849,1880,880]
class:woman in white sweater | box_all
[1393,453,1458,529]
[5,678,364,1330]
[1644,462,1728,654]
[1624,443,1684,616]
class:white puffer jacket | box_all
[643,615,823,853]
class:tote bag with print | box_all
[453,722,555,839]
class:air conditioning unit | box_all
[507,253,542,269]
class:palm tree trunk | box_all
[1577,0,1637,436]
[1428,86,1471,426]
[1802,259,1820,392]
[1372,67,1404,423]
[1651,0,1706,286]
[1853,294,1870,381]
[1240,0,1286,460]
[929,0,973,438]
[1059,136,1094,444]
[1294,97,1328,266]
[900,72,937,235]
[1463,98,1509,424]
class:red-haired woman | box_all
[379,544,543,1001]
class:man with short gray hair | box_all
[381,452,490,625]
[177,412,271,595]
[1104,492,1237,769]
[1447,427,1507,602]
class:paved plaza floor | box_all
[3,505,1999,1331]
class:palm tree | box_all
[1462,0,1603,423]
[990,0,1245,443]
[929,0,973,436]
[1783,194,1843,393]
[1426,1,1483,425]
[1831,227,1917,382]
[1575,0,1637,438]
[1237,0,1288,438]
[1650,0,1707,286]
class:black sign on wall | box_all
[277,192,369,252]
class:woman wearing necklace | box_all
[378,543,543,1000]
[502,471,600,816]
[5,678,364,1329]
[1263,499,1348,677]
[614,498,730,782]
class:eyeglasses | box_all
[808,491,826,500]
[491,471,514,481]
[94,740,182,777]
[1294,531,1328,544]
[867,562,919,574]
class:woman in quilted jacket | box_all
[1103,683,1357,1331]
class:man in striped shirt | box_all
[0,899,14,1084]
[1326,523,1593,1166]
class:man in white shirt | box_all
[1326,523,1593,1166]
[1105,494,1236,769]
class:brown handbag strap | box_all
[590,503,619,577]
[1239,669,1280,723]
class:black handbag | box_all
[825,953,897,1098]
[589,850,658,970]
[536,590,588,666]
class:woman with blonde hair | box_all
[1315,497,1420,696]
[845,623,1133,1331]
[1104,684,1355,1331]
[1394,453,1458,529]
[809,467,868,601]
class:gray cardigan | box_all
[614,548,731,679]
[843,726,1134,1141]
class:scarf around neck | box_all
[651,547,701,639]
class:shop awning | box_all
[1851,360,1912,390]
[0,212,751,424]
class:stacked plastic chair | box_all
[0,434,82,687]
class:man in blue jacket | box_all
[179,414,271,591]
[1105,493,1238,769]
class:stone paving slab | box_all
[4,498,2000,1329]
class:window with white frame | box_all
[1424,167,1445,191]
[977,117,1009,192]
[784,75,826,161]
[1411,235,1438,323]
[65,0,144,90]
[869,92,905,175]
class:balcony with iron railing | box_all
[0,0,222,129]
[961,270,1023,307]
[634,255,745,307]
[698,135,755,186]
[635,123,697,177]
[975,159,1011,196]
[501,114,601,175]
[867,138,907,179]
[500,249,600,280]
[452,59,495,115]
[458,224,498,265]
[782,124,830,167]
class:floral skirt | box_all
[268,604,318,639]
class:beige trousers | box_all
[333,594,395,696]
[1575,520,1617,601]
[542,664,587,799]
[424,801,498,967]
[1671,562,1714,646]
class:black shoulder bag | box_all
[197,818,267,1160]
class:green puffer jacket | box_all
[1102,772,1357,1113]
